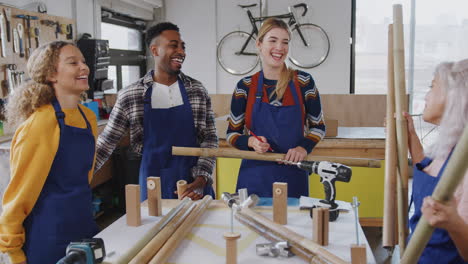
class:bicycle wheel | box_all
[289,23,330,68]
[217,31,259,75]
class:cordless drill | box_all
[56,238,106,264]
[282,160,352,220]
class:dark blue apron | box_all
[139,77,214,200]
[23,100,98,264]
[236,71,308,198]
[409,156,467,264]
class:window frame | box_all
[101,9,147,92]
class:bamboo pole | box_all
[128,200,196,264]
[148,195,213,264]
[172,147,381,168]
[393,4,409,253]
[219,139,385,149]
[401,125,468,263]
[383,23,398,248]
[237,207,348,264]
[114,198,191,264]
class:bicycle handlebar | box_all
[293,3,308,17]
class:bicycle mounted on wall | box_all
[217,3,330,75]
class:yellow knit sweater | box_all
[0,104,97,263]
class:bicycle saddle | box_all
[238,3,257,8]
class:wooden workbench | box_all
[96,199,376,263]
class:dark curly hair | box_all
[146,22,179,47]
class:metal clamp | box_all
[256,241,294,258]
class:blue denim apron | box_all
[409,156,467,263]
[236,71,308,198]
[23,100,98,264]
[139,77,214,200]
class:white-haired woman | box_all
[406,58,468,263]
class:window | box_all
[101,23,143,51]
[354,0,468,148]
[355,0,468,115]
[101,10,146,93]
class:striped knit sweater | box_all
[227,70,326,153]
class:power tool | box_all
[56,238,106,264]
[281,160,352,221]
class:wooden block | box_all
[224,232,241,264]
[312,208,324,245]
[147,177,162,216]
[273,182,288,225]
[325,119,338,137]
[125,184,141,226]
[322,208,329,246]
[177,180,188,200]
[351,244,367,264]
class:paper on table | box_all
[299,196,352,211]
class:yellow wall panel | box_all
[216,158,385,218]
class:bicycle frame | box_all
[237,4,310,56]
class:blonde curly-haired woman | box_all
[0,41,99,264]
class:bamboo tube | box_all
[237,207,348,264]
[176,180,188,199]
[393,4,409,253]
[401,126,468,263]
[172,147,381,168]
[149,195,213,264]
[114,198,191,264]
[219,139,385,149]
[128,200,196,264]
[383,23,398,248]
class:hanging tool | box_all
[17,23,25,57]
[66,24,73,40]
[17,71,25,85]
[3,8,11,42]
[15,14,38,57]
[30,27,40,47]
[55,21,60,39]
[0,12,6,57]
[6,64,17,93]
[281,159,352,221]
[56,238,106,264]
[12,27,19,53]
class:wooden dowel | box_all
[177,180,187,199]
[401,126,468,263]
[238,207,348,264]
[224,232,241,264]
[393,4,409,253]
[149,195,213,264]
[128,200,195,264]
[383,23,398,248]
[172,147,381,168]
[114,198,191,264]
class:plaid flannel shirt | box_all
[95,71,218,185]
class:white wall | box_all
[165,0,352,94]
[165,0,218,94]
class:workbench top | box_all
[96,199,376,264]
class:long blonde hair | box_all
[427,58,468,160]
[6,41,72,128]
[257,18,295,100]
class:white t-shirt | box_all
[151,81,184,109]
